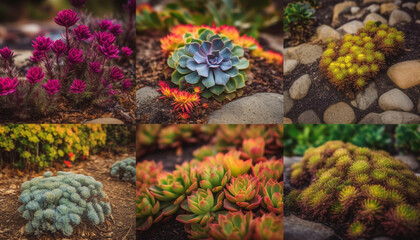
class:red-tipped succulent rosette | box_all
[223,174,262,211]
[261,179,283,215]
[241,137,267,163]
[209,211,253,240]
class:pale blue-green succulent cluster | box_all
[18,171,111,236]
[110,157,136,183]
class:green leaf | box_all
[167,55,176,69]
[236,58,249,70]
[225,78,237,93]
[171,71,184,85]
[198,29,214,41]
[231,45,244,58]
[214,93,227,102]
[210,85,225,96]
[183,33,193,40]
[233,74,246,88]
[178,56,190,68]
[177,65,192,74]
[150,12,162,27]
[201,90,214,98]
[191,38,203,44]
[169,11,188,24]
[225,92,237,101]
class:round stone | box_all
[387,60,420,89]
[378,88,414,112]
[298,110,321,124]
[323,102,356,124]
[290,74,312,100]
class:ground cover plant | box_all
[286,140,420,239]
[137,1,283,124]
[111,157,136,183]
[284,0,420,124]
[137,124,283,239]
[0,0,136,123]
[0,124,135,239]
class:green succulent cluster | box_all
[18,171,111,236]
[284,2,316,41]
[110,157,136,183]
[320,21,405,91]
[288,141,420,239]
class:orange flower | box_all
[157,81,173,98]
[235,35,260,49]
[172,89,200,113]
[136,4,153,14]
[178,112,191,120]
[160,33,184,54]
[215,25,240,41]
[64,160,71,168]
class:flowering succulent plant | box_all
[136,160,163,190]
[167,28,250,101]
[136,184,161,231]
[224,174,262,211]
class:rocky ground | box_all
[136,32,284,124]
[283,154,420,240]
[284,0,420,124]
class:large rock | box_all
[387,60,420,89]
[332,1,357,27]
[284,91,294,115]
[324,102,356,124]
[337,20,364,34]
[314,25,341,42]
[290,74,312,100]
[356,82,378,110]
[207,93,283,124]
[359,111,420,123]
[292,44,324,65]
[389,9,412,26]
[395,155,419,171]
[85,118,124,124]
[378,88,414,111]
[298,110,321,124]
[380,3,399,15]
[284,59,299,75]
[136,86,161,121]
[284,215,335,240]
[364,13,388,24]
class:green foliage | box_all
[18,171,111,236]
[104,124,136,153]
[284,125,394,156]
[284,2,315,41]
[395,125,420,154]
[110,157,136,183]
[288,141,420,239]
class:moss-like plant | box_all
[284,2,316,42]
[288,141,420,239]
[320,21,405,91]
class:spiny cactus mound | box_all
[110,157,136,183]
[18,171,111,236]
[289,141,420,239]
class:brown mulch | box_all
[0,153,135,240]
[136,33,283,124]
[284,0,420,123]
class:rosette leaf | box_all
[168,28,249,101]
[176,188,224,225]
[221,150,252,177]
[252,160,283,185]
[197,165,231,193]
[136,160,163,189]
[136,184,162,231]
[209,211,253,240]
[223,174,262,211]
[242,137,266,162]
[252,213,283,240]
[261,179,283,215]
[184,222,210,240]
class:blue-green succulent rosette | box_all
[167,28,250,101]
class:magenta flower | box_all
[98,41,119,59]
[99,19,112,31]
[121,46,133,57]
[109,67,124,82]
[0,77,18,96]
[95,31,115,45]
[0,47,14,60]
[32,36,52,52]
[107,84,116,96]
[73,25,91,41]
[30,50,44,62]
[70,79,86,94]
[122,79,132,89]
[42,79,61,95]
[109,24,123,36]
[54,9,79,27]
[89,62,103,74]
[69,0,87,8]
[68,48,84,65]
[26,67,45,84]
[52,39,67,56]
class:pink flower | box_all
[52,39,67,56]
[109,67,124,82]
[95,31,115,45]
[32,36,52,52]
[98,41,119,59]
[42,79,61,95]
[0,77,18,96]
[122,79,132,89]
[109,24,123,36]
[121,46,133,57]
[107,84,116,96]
[73,25,91,41]
[70,79,86,94]
[54,9,79,27]
[89,61,103,74]
[69,0,87,8]
[0,47,14,60]
[68,48,84,65]
[30,50,44,62]
[26,67,45,84]
[99,19,113,31]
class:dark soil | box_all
[284,0,420,123]
[0,153,136,240]
[136,32,283,124]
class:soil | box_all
[136,32,283,124]
[0,152,136,240]
[284,0,420,123]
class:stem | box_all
[65,27,70,52]
[44,52,53,79]
[5,61,13,78]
